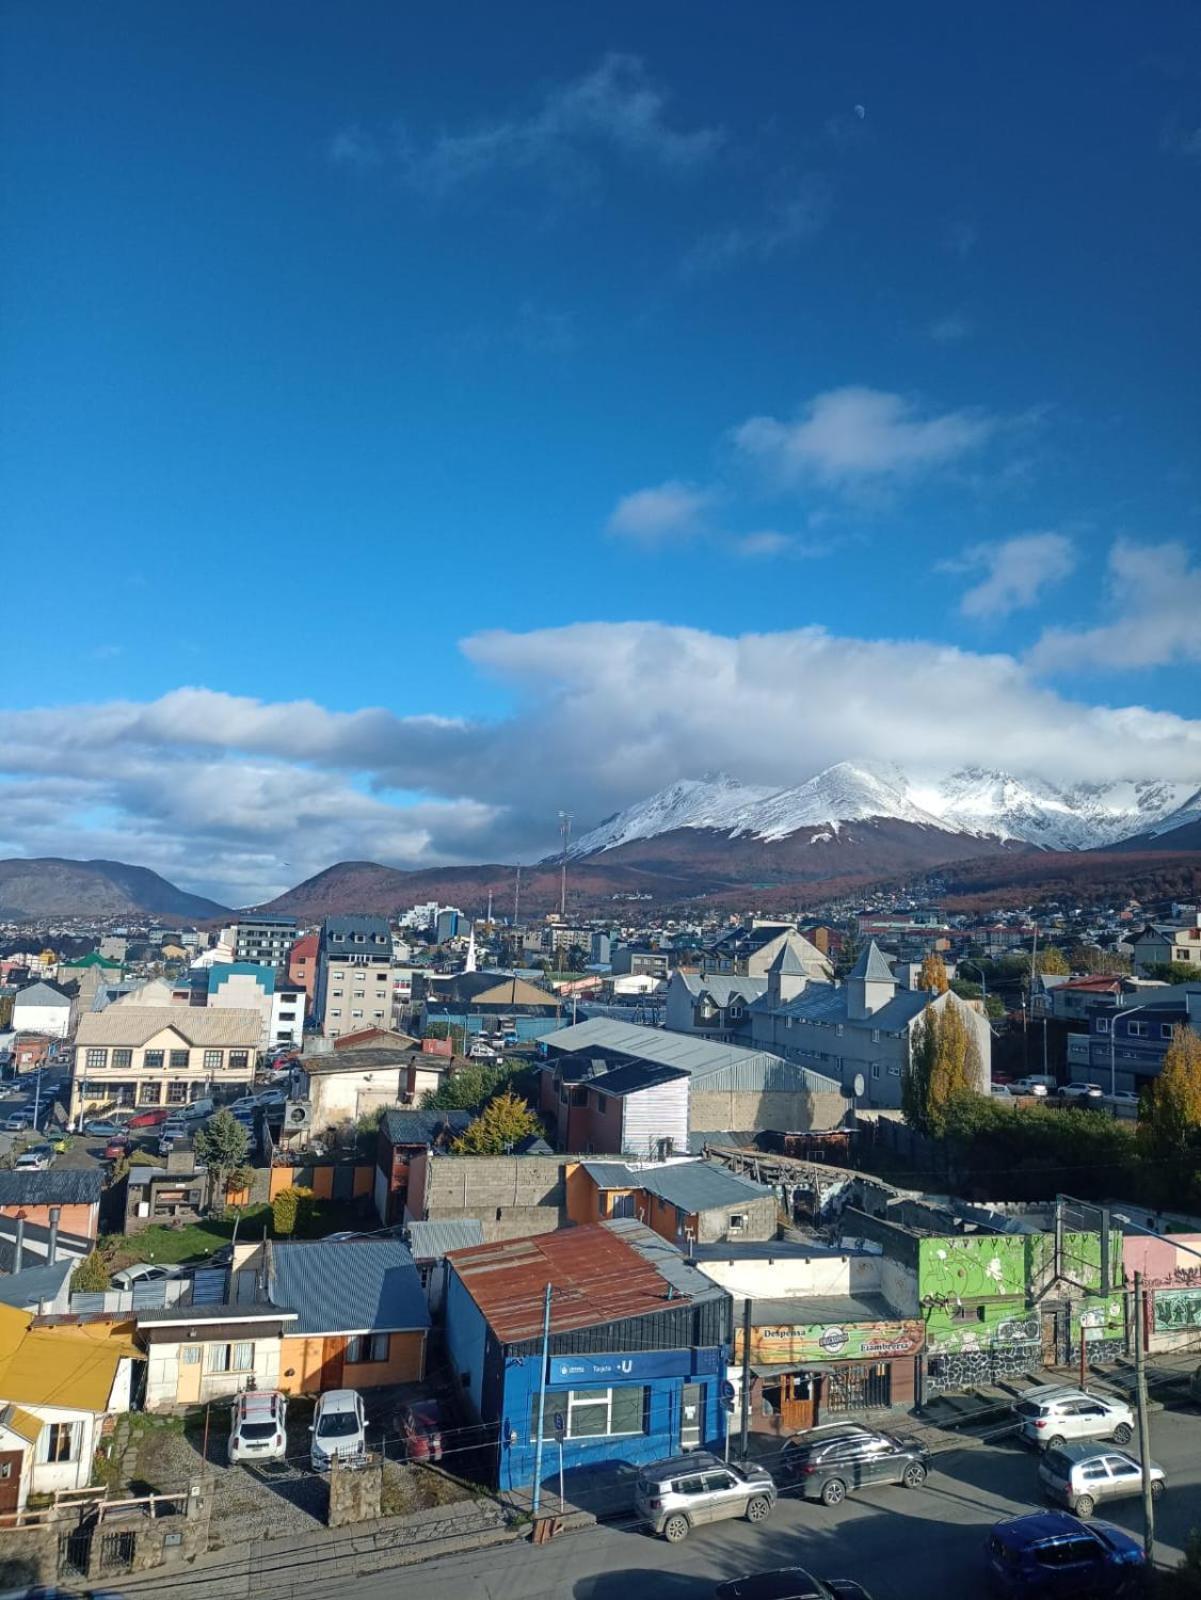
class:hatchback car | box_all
[985,1511,1145,1597]
[4,1112,32,1131]
[1059,1083,1104,1103]
[1013,1386,1134,1450]
[14,1149,50,1170]
[396,1398,443,1461]
[310,1388,367,1470]
[1038,1443,1165,1519]
[229,1389,289,1465]
[126,1106,171,1129]
[83,1117,128,1137]
[779,1423,931,1506]
[634,1452,776,1543]
[715,1570,873,1600]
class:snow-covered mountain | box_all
[567,763,1201,859]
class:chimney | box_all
[48,1206,60,1266]
[13,1217,25,1274]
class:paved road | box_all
[347,1406,1201,1600]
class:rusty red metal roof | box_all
[445,1221,694,1344]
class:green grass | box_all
[101,1196,373,1269]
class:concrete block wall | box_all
[422,1156,570,1242]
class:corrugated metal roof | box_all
[75,1006,263,1047]
[0,1403,42,1444]
[446,1219,720,1345]
[269,1239,430,1336]
[736,1292,896,1327]
[589,1062,690,1097]
[542,1017,786,1079]
[379,1109,472,1146]
[0,1258,73,1310]
[405,1219,485,1261]
[580,1159,773,1214]
[0,1170,103,1206]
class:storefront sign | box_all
[736,1319,924,1365]
[547,1350,694,1383]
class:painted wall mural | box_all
[1153,1288,1201,1334]
[737,1320,924,1365]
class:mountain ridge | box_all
[0,858,230,921]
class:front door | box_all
[322,1338,345,1390]
[680,1383,703,1450]
[177,1344,203,1404]
[0,1450,22,1514]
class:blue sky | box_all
[2,2,1200,900]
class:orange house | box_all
[268,1237,430,1396]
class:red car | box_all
[396,1400,443,1462]
[104,1136,133,1160]
[126,1107,170,1129]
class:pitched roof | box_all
[581,1159,773,1214]
[405,1219,485,1261]
[321,916,392,947]
[778,981,930,1033]
[379,1108,472,1147]
[674,974,767,1005]
[542,1017,786,1079]
[767,941,808,977]
[0,1402,42,1444]
[0,1309,140,1412]
[13,981,70,1007]
[0,1170,103,1207]
[61,953,122,971]
[0,1258,74,1312]
[333,1027,418,1051]
[848,941,895,984]
[74,1006,263,1048]
[269,1239,430,1336]
[588,1061,690,1098]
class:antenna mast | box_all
[558,811,573,921]
[513,864,521,926]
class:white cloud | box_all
[328,125,383,170]
[956,532,1077,619]
[606,480,715,542]
[682,178,831,277]
[1029,539,1201,671]
[929,312,973,343]
[733,386,995,486]
[345,55,722,196]
[4,618,1200,901]
[732,531,794,558]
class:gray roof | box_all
[269,1238,431,1336]
[777,982,930,1034]
[767,942,808,977]
[589,1061,690,1097]
[542,1017,788,1080]
[13,980,71,1007]
[675,973,767,1006]
[734,1291,896,1327]
[0,1170,103,1206]
[379,1109,472,1146]
[582,1159,773,1214]
[0,1256,73,1310]
[321,915,391,946]
[405,1219,485,1262]
[849,941,895,984]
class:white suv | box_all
[1014,1385,1134,1450]
[310,1388,366,1470]
[229,1389,288,1465]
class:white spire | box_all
[464,923,477,973]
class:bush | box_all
[271,1185,314,1237]
[71,1250,110,1293]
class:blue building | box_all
[444,1218,732,1495]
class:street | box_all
[347,1406,1201,1600]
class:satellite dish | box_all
[852,1073,866,1099]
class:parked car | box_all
[1059,1083,1104,1103]
[104,1136,134,1160]
[1105,1091,1141,1109]
[3,1113,31,1132]
[985,1511,1145,1596]
[1190,1365,1201,1407]
[1012,1078,1051,1097]
[229,1389,289,1465]
[83,1118,128,1137]
[255,1088,287,1107]
[181,1098,214,1121]
[779,1423,931,1506]
[310,1388,367,1471]
[991,1085,1016,1100]
[715,1572,874,1600]
[396,1399,443,1462]
[111,1262,183,1291]
[634,1452,776,1543]
[467,1040,499,1060]
[127,1107,171,1129]
[1038,1443,1165,1519]
[14,1149,51,1171]
[1014,1386,1134,1450]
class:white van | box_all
[182,1098,214,1121]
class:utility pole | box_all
[1133,1272,1155,1563]
[531,1283,553,1516]
[739,1299,752,1463]
[558,813,573,921]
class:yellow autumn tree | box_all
[1142,1026,1201,1156]
[918,954,949,994]
[453,1090,542,1155]
[906,999,985,1134]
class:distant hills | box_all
[0,858,229,922]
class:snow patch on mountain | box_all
[748,763,946,840]
[567,773,777,857]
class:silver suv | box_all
[634,1452,776,1544]
[1038,1442,1165,1518]
[1013,1385,1134,1450]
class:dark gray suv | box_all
[780,1423,931,1507]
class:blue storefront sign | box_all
[549,1350,694,1383]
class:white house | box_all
[10,981,72,1040]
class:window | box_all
[1096,1018,1109,1034]
[44,1422,79,1463]
[144,1050,165,1069]
[229,1051,249,1070]
[1129,1022,1148,1038]
[208,1342,254,1373]
[871,1063,880,1079]
[279,1011,296,1022]
[332,989,344,999]
[167,1081,188,1104]
[530,1386,646,1440]
[871,1029,880,1044]
[728,1213,747,1231]
[112,1048,133,1068]
[86,1048,108,1069]
[170,1050,189,1069]
[139,1081,163,1105]
[353,990,365,1000]
[189,1082,209,1101]
[352,1011,364,1020]
[204,1050,222,1070]
[1161,1025,1174,1040]
[330,1009,342,1019]
[346,1333,390,1364]
[373,1011,385,1020]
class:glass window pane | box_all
[609,1386,645,1436]
[568,1397,609,1438]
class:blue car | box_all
[986,1512,1145,1597]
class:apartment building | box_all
[221,915,298,968]
[70,1006,262,1121]
[314,916,394,1040]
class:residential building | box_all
[590,931,612,966]
[405,1152,571,1241]
[71,1006,262,1122]
[404,1219,484,1314]
[205,962,304,1049]
[287,931,318,1004]
[0,1258,74,1318]
[10,1034,51,1073]
[566,1158,778,1245]
[58,953,123,1017]
[222,914,298,968]
[419,971,562,1044]
[374,1109,472,1224]
[314,916,394,1039]
[10,981,71,1040]
[1131,922,1201,973]
[444,1218,732,1492]
[138,1302,296,1412]
[702,926,833,982]
[1065,986,1201,1092]
[0,1171,103,1245]
[663,971,767,1044]
[268,1238,430,1393]
[609,946,671,979]
[747,941,991,1111]
[299,1046,441,1140]
[539,1017,844,1150]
